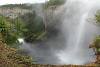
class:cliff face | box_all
[0,7,32,19]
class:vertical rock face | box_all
[0,7,32,19]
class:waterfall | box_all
[56,0,100,65]
[19,0,100,65]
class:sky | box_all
[0,0,48,5]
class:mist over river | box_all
[19,0,100,65]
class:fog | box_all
[19,0,100,65]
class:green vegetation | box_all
[94,37,100,43]
[44,0,65,9]
[0,0,66,45]
[0,16,9,33]
[94,11,100,49]
[95,10,100,23]
[0,16,25,46]
[94,10,100,49]
[48,0,65,6]
[0,1,100,67]
[0,9,46,45]
[94,37,100,47]
[21,12,46,42]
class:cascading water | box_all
[56,0,100,65]
[19,0,100,65]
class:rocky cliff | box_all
[0,7,32,19]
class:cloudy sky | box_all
[0,0,48,5]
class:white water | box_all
[19,0,100,65]
[56,0,100,65]
[18,38,24,43]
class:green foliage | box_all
[95,10,100,23]
[94,38,100,43]
[0,11,46,44]
[49,0,65,5]
[44,0,65,9]
[21,12,46,42]
[93,37,100,48]
[98,48,100,52]
[0,16,25,46]
[94,37,100,44]
[2,32,20,46]
[12,18,28,35]
[0,16,9,33]
[36,32,46,40]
